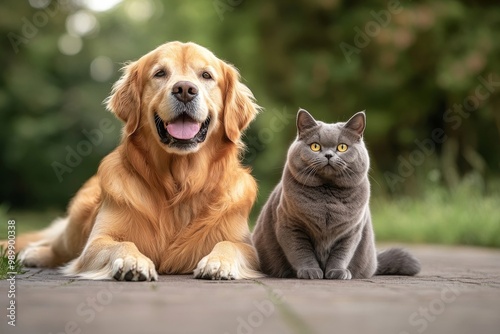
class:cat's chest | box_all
[288,185,366,230]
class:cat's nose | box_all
[325,153,333,160]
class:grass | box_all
[372,186,500,248]
[0,247,25,279]
[0,186,499,250]
[0,209,63,238]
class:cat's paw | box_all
[325,268,352,280]
[296,268,324,279]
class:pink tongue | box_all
[165,116,201,140]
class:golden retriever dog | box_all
[4,41,262,281]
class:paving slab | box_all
[1,245,499,334]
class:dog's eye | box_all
[201,71,212,80]
[154,70,166,78]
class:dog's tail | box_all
[376,248,421,276]
[0,217,68,253]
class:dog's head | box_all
[106,41,260,154]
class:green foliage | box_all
[244,0,500,198]
[0,1,499,246]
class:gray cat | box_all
[252,109,420,279]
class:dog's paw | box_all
[296,267,324,279]
[19,245,54,267]
[194,254,238,280]
[112,256,158,282]
[194,241,263,280]
[325,268,352,280]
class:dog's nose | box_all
[172,81,198,103]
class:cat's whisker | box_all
[301,160,323,187]
[336,159,357,182]
[368,170,381,189]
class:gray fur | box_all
[252,109,420,279]
[376,248,421,276]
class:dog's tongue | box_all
[166,115,201,140]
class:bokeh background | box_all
[1,0,499,246]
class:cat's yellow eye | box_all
[310,143,321,152]
[337,143,348,152]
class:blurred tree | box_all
[0,0,499,213]
[244,0,500,199]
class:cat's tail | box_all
[375,248,421,276]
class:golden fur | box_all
[4,42,262,280]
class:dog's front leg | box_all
[62,202,158,281]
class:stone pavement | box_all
[1,245,499,334]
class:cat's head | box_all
[287,109,369,187]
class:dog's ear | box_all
[105,61,142,136]
[222,63,260,144]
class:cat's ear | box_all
[344,111,366,137]
[297,108,318,135]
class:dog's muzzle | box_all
[155,113,211,150]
